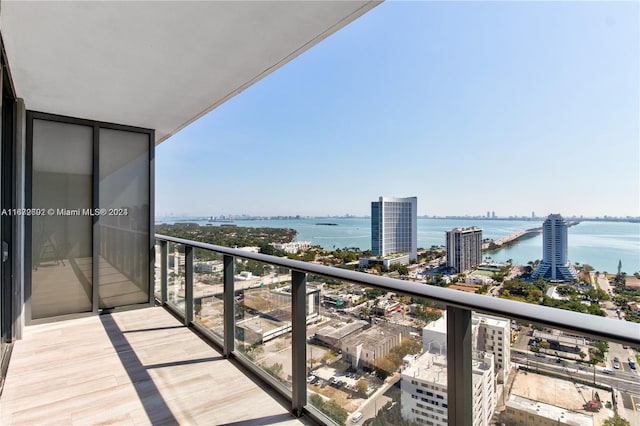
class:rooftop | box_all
[474,313,510,329]
[315,320,368,341]
[401,351,492,388]
[506,394,594,426]
[509,370,614,425]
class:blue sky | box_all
[156,1,639,218]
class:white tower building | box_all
[532,214,578,282]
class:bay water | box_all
[156,217,640,274]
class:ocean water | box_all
[156,217,640,274]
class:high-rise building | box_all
[401,351,496,426]
[422,312,511,384]
[474,314,511,384]
[532,214,578,282]
[446,227,482,272]
[371,196,417,260]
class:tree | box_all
[245,260,266,276]
[604,414,630,426]
[594,340,609,355]
[323,351,337,363]
[309,394,348,425]
[323,400,348,425]
[356,379,368,397]
[263,362,284,381]
[309,393,324,407]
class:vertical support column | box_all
[13,98,26,339]
[148,130,155,306]
[160,240,168,304]
[223,254,234,358]
[291,270,307,417]
[92,125,99,314]
[447,306,472,426]
[184,245,193,326]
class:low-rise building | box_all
[341,324,411,370]
[466,275,494,285]
[504,370,613,426]
[371,299,403,316]
[270,241,311,253]
[503,395,593,426]
[358,253,410,269]
[313,320,368,348]
[194,260,224,274]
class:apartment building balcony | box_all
[0,2,637,425]
[0,306,310,425]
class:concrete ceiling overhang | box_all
[1,1,380,144]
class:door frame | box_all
[25,111,154,325]
[0,33,17,386]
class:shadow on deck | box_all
[0,306,314,425]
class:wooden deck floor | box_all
[0,307,312,425]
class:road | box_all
[512,351,640,394]
[347,375,399,424]
[594,273,638,379]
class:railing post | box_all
[160,240,168,304]
[291,270,307,417]
[447,306,472,426]
[223,255,235,358]
[184,245,194,326]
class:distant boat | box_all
[316,222,338,226]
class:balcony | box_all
[1,234,638,425]
[0,306,310,425]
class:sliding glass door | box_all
[27,113,152,322]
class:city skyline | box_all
[156,1,639,218]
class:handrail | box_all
[156,234,639,347]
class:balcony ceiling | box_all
[1,1,380,144]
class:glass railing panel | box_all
[193,247,224,341]
[166,242,186,313]
[234,260,292,391]
[304,274,447,426]
[153,240,162,300]
[472,311,638,426]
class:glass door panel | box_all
[98,128,149,308]
[31,119,93,319]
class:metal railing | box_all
[155,234,640,425]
